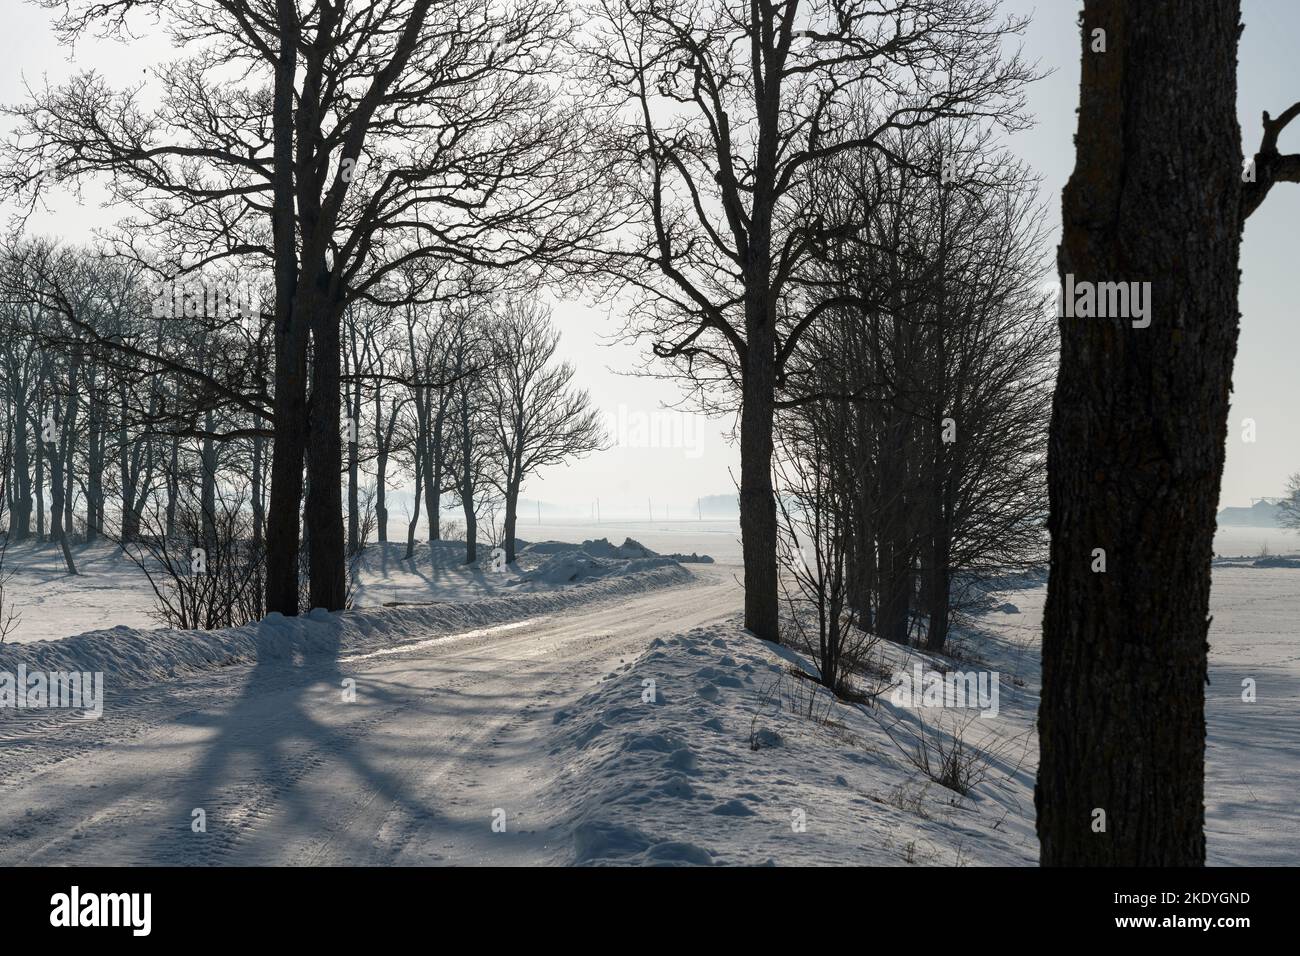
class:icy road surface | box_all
[0,568,736,865]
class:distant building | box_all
[1217,499,1285,528]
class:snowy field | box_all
[0,533,718,645]
[545,570,1297,865]
[434,518,745,565]
[1,517,1278,646]
[1213,525,1300,558]
[0,525,1295,864]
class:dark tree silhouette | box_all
[486,297,605,564]
[4,0,609,614]
[574,0,1034,641]
[1038,0,1298,866]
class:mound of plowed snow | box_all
[513,552,679,586]
[0,563,693,690]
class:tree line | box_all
[4,0,1296,867]
[0,242,602,618]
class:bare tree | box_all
[572,0,1035,641]
[486,296,605,563]
[4,0,611,614]
[774,403,863,696]
[1277,473,1300,531]
[783,117,1051,652]
[115,485,266,631]
[1038,0,1297,866]
[446,314,501,565]
[0,533,21,643]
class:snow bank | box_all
[511,552,679,586]
[0,563,693,691]
[521,536,714,565]
[547,618,1040,866]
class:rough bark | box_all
[264,307,308,614]
[502,474,519,564]
[306,296,347,611]
[263,2,306,615]
[1036,0,1242,866]
[739,280,779,642]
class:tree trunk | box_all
[374,394,390,544]
[35,414,45,541]
[925,559,950,652]
[875,416,913,644]
[165,436,179,539]
[48,400,63,540]
[85,376,102,543]
[347,421,359,556]
[263,10,304,615]
[201,409,217,549]
[251,434,265,550]
[462,492,476,564]
[503,475,519,564]
[47,394,76,574]
[405,441,423,561]
[428,402,445,542]
[264,300,309,614]
[346,344,360,557]
[11,394,31,540]
[421,393,439,542]
[1036,0,1242,866]
[739,309,779,642]
[306,298,347,611]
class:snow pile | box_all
[580,537,655,559]
[662,552,714,564]
[348,538,697,606]
[546,618,1040,866]
[1251,556,1300,568]
[0,562,693,692]
[511,550,680,586]
[521,536,714,566]
[523,536,660,560]
[519,540,585,556]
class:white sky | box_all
[3,0,1298,514]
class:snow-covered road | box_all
[2,558,1293,866]
[0,567,740,865]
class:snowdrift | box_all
[522,537,715,565]
[547,617,1041,866]
[0,563,693,691]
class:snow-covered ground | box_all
[499,518,744,565]
[1213,525,1300,558]
[548,600,1042,866]
[0,561,730,865]
[0,541,161,645]
[2,516,1279,643]
[1204,562,1300,864]
[0,534,1293,865]
[542,567,1298,866]
[0,535,711,645]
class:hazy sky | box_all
[3,1,1298,515]
[997,0,1300,514]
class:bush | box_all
[116,489,265,630]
